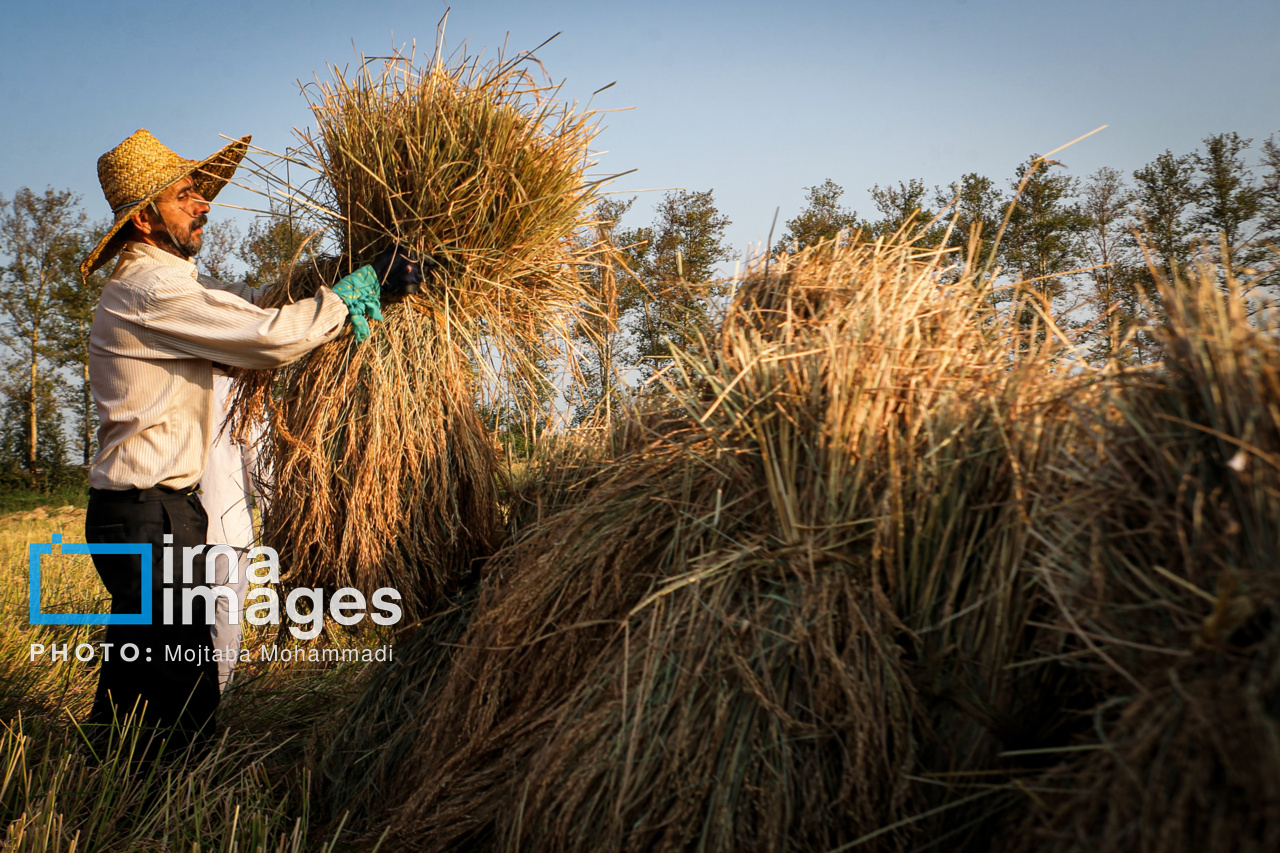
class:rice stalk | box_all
[355,235,1091,851]
[308,587,478,835]
[1005,258,1280,853]
[0,712,332,853]
[230,43,613,616]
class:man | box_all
[80,128,416,759]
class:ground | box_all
[0,499,385,852]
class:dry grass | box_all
[1004,260,1280,853]
[244,302,501,620]
[0,510,390,852]
[231,43,612,620]
[324,235,1097,852]
[8,227,1274,850]
[308,585,478,835]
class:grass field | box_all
[0,504,388,852]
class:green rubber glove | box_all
[331,266,386,343]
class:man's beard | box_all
[154,212,208,259]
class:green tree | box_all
[0,187,85,488]
[1259,134,1280,240]
[623,189,734,380]
[773,179,861,254]
[49,220,110,466]
[0,377,68,490]
[1131,150,1197,280]
[238,211,315,286]
[1080,167,1150,363]
[1258,134,1280,290]
[572,197,638,427]
[935,173,1004,277]
[1192,132,1261,275]
[867,178,939,241]
[198,220,243,280]
[998,157,1089,328]
[1001,157,1089,284]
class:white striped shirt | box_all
[89,242,348,490]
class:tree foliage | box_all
[0,187,84,487]
[1000,157,1089,289]
[867,179,937,241]
[1080,167,1151,363]
[1259,134,1280,239]
[49,219,110,466]
[1132,150,1197,279]
[935,173,1004,275]
[238,212,316,286]
[1192,132,1262,274]
[4,125,1280,470]
[198,220,243,281]
[773,179,861,254]
[622,189,734,379]
[0,377,68,490]
[997,157,1090,334]
[571,197,636,427]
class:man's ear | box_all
[130,207,155,236]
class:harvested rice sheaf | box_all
[356,238,1092,852]
[232,49,608,616]
[1005,263,1280,853]
[309,587,479,831]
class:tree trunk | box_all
[29,328,37,491]
[83,356,92,466]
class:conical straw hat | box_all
[80,129,251,279]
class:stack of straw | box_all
[308,588,478,829]
[310,422,629,836]
[331,236,1094,851]
[309,211,1280,849]
[233,47,608,617]
[1004,261,1280,853]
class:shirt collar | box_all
[117,241,199,279]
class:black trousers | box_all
[85,487,219,758]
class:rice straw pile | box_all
[232,46,609,617]
[308,587,479,830]
[300,190,1280,848]
[335,236,1094,852]
[1003,260,1280,853]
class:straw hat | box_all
[80,129,251,278]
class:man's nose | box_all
[192,193,210,214]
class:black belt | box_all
[89,485,199,503]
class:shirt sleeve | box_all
[135,268,350,369]
[199,273,261,304]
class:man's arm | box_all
[131,270,349,369]
[199,274,261,304]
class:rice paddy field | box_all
[4,44,1278,853]
[0,505,398,852]
[4,239,1276,851]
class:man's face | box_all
[147,176,210,259]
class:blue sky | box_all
[2,0,1278,268]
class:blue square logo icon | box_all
[29,535,152,625]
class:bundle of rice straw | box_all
[310,428,626,836]
[308,588,477,831]
[1003,260,1280,853]
[344,235,1093,852]
[232,44,609,617]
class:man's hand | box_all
[371,244,430,297]
[331,267,385,343]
